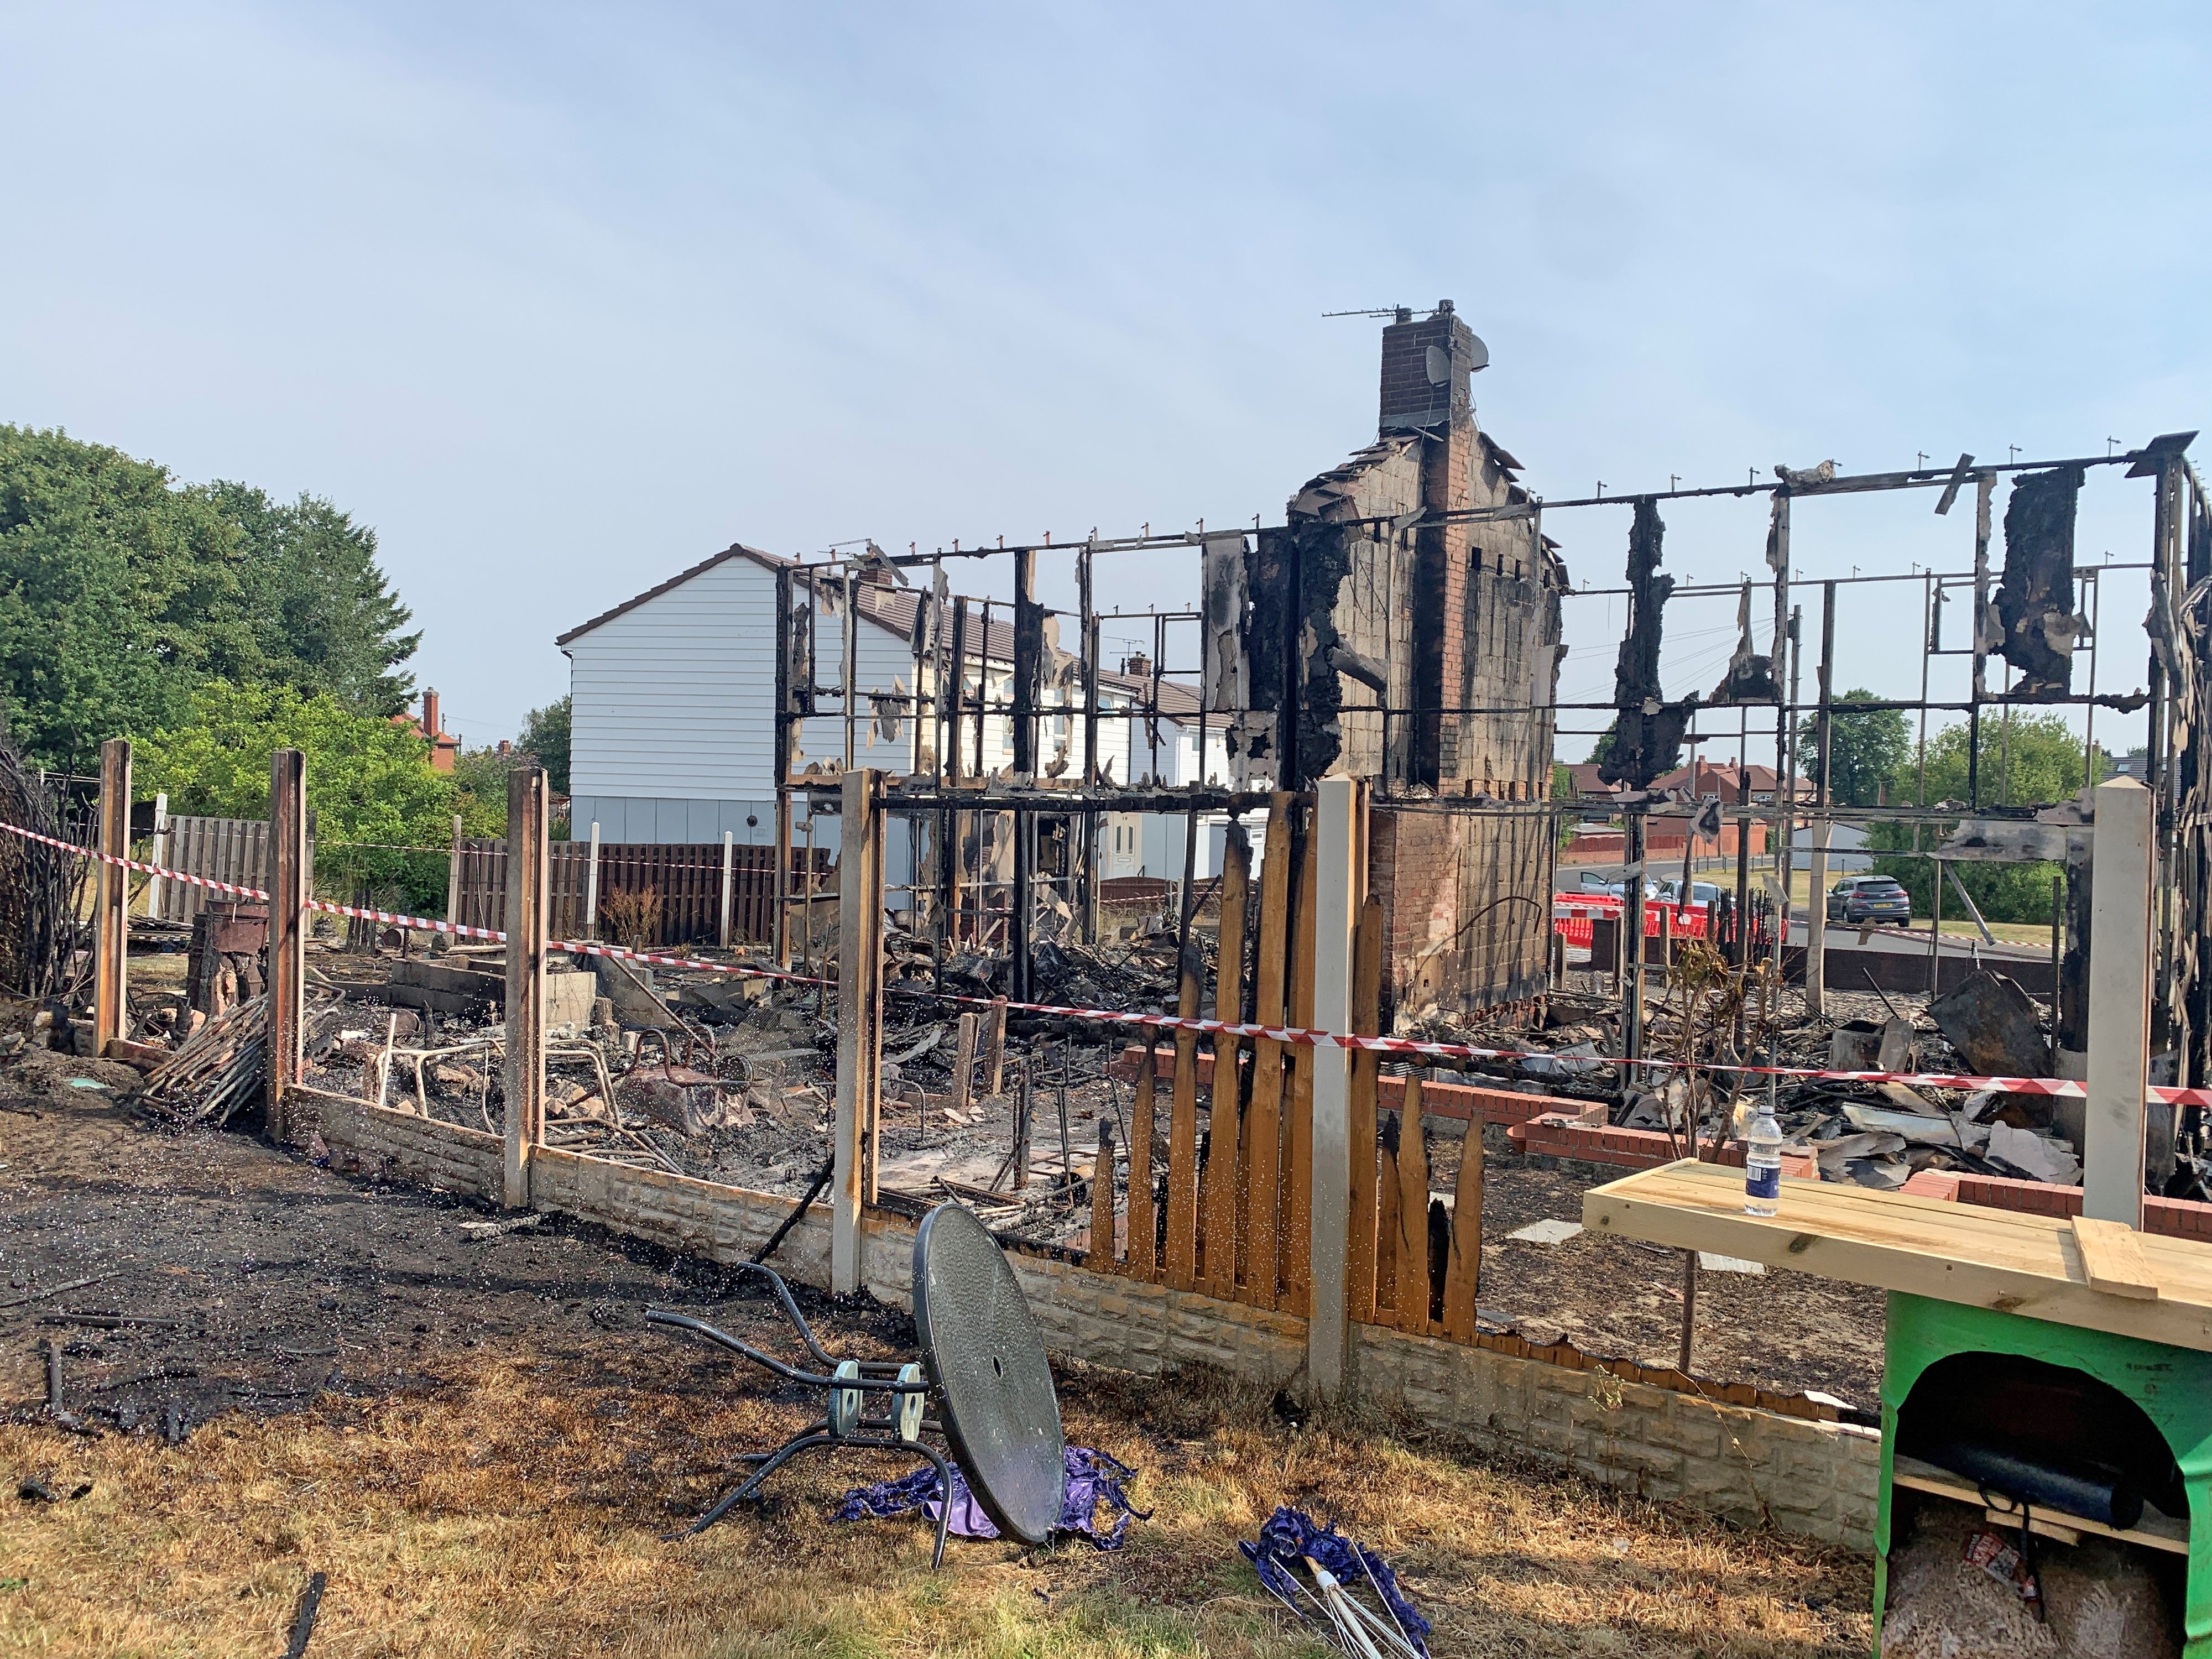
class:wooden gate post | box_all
[832,769,884,1294]
[92,738,132,1056]
[1307,775,1362,1400]
[2084,776,2154,1228]
[503,766,550,1210]
[265,748,307,1138]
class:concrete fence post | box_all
[833,769,884,1294]
[718,829,735,949]
[145,791,169,922]
[444,812,463,926]
[583,820,602,937]
[1308,775,1362,1400]
[1804,820,1829,1015]
[92,738,132,1057]
[504,766,550,1211]
[266,748,307,1139]
[2083,776,2154,1228]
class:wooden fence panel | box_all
[453,839,821,947]
[154,817,274,925]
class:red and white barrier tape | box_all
[14,817,2212,1107]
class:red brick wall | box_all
[1903,1169,2212,1243]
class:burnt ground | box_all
[1465,1135,1887,1407]
[0,1050,915,1442]
[4,1039,1887,1442]
[2,1039,1882,1659]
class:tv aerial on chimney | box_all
[1323,305,1412,322]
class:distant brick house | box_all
[392,689,460,773]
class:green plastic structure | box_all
[1875,1291,2212,1656]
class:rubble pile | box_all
[1404,971,2090,1192]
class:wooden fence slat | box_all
[1376,1112,1401,1316]
[1087,1119,1117,1271]
[1164,937,1202,1291]
[1128,1037,1158,1280]
[1443,1105,1484,1342]
[1240,791,1294,1308]
[1199,829,1249,1298]
[1346,895,1384,1326]
[951,1013,978,1120]
[1281,815,1317,1316]
[1396,1076,1430,1337]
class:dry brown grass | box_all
[0,1352,1871,1657]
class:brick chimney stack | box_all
[1381,302,1483,785]
[1378,298,1480,436]
[418,688,459,774]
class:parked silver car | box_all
[1827,875,1912,925]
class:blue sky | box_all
[2,2,2204,761]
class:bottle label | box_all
[1746,1163,1781,1201]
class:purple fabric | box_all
[1239,1505,1431,1656]
[833,1446,1149,1550]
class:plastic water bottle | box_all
[1744,1102,1783,1217]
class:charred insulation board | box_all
[1996,465,2085,701]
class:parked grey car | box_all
[1827,875,1912,925]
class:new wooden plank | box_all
[1127,1039,1158,1280]
[2070,1215,2159,1300]
[1345,895,1384,1326]
[1396,1077,1431,1336]
[1639,1160,2212,1289]
[1240,792,1295,1308]
[1584,1160,2212,1350]
[1163,937,1203,1291]
[1442,1106,1483,1342]
[1200,830,1250,1298]
[1281,812,1318,1316]
[1616,1160,2093,1264]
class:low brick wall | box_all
[311,1094,1881,1547]
[304,1089,503,1197]
[1903,1168,2212,1241]
[1354,1325,1879,1542]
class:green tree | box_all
[0,425,257,768]
[0,426,420,770]
[213,482,419,714]
[519,695,571,795]
[1865,711,2107,925]
[1903,711,2105,808]
[132,682,498,911]
[452,744,517,834]
[1587,717,1617,768]
[1797,688,1910,807]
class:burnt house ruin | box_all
[1243,302,1568,1018]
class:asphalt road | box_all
[1559,860,2047,963]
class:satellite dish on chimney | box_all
[1467,333,1490,373]
[1425,346,1451,386]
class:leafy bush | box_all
[133,682,502,912]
